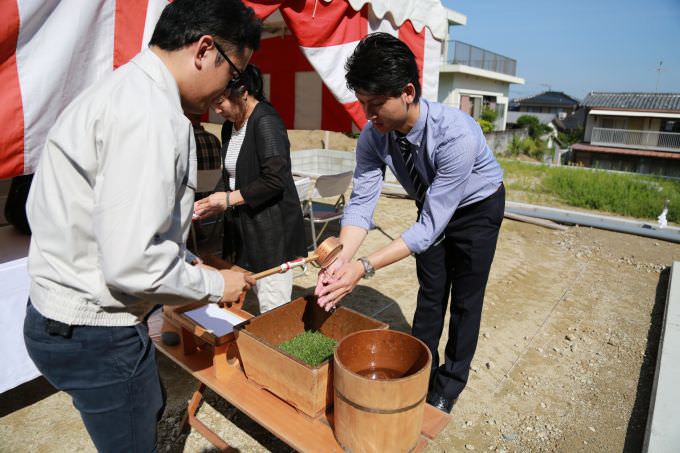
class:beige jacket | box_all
[27,49,223,326]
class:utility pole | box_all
[655,61,664,92]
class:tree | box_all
[480,107,498,123]
[516,115,552,139]
[558,126,584,146]
[476,119,495,133]
[476,107,498,133]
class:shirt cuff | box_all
[400,224,427,254]
[341,212,373,230]
[202,268,225,303]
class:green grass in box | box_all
[279,331,337,367]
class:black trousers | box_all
[412,184,505,400]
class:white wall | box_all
[584,114,595,142]
[450,74,510,99]
[438,73,511,130]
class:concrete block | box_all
[644,261,680,453]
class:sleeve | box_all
[214,166,226,193]
[92,102,223,305]
[239,113,290,209]
[340,128,384,231]
[400,127,477,254]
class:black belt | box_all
[45,318,74,338]
[416,182,504,213]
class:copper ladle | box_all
[250,237,343,280]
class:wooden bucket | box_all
[333,330,432,453]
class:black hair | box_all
[149,0,262,56]
[229,64,268,103]
[345,32,420,101]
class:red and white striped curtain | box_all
[0,0,167,179]
[244,0,442,133]
[0,0,442,179]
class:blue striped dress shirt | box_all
[342,98,504,254]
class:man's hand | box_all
[315,260,364,312]
[194,192,228,220]
[219,269,255,303]
[314,255,346,296]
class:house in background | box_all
[438,10,525,131]
[554,107,588,132]
[509,91,580,118]
[571,92,680,177]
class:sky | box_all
[441,0,680,101]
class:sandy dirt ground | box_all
[1,131,679,453]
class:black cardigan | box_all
[218,102,307,272]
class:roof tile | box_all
[582,92,680,111]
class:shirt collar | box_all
[131,48,183,111]
[395,98,428,148]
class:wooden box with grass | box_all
[235,296,388,418]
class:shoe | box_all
[426,391,457,414]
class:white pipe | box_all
[506,201,680,243]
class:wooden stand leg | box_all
[180,383,237,452]
[213,344,229,380]
[181,327,198,355]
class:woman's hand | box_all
[194,192,228,219]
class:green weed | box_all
[499,159,680,222]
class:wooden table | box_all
[149,310,450,453]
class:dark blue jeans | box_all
[23,301,164,453]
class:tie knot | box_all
[397,136,410,152]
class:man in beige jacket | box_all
[23,1,261,451]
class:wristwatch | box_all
[357,257,375,279]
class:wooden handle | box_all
[251,255,317,280]
[248,237,342,281]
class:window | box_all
[601,117,614,129]
[459,95,472,115]
[661,120,680,133]
[600,117,627,129]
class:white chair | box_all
[290,176,313,277]
[190,168,223,251]
[301,171,353,250]
[294,176,312,203]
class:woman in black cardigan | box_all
[194,64,306,312]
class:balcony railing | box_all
[445,40,517,76]
[590,127,680,153]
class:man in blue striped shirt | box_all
[315,33,505,413]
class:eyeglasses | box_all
[213,40,242,90]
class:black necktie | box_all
[397,136,426,202]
